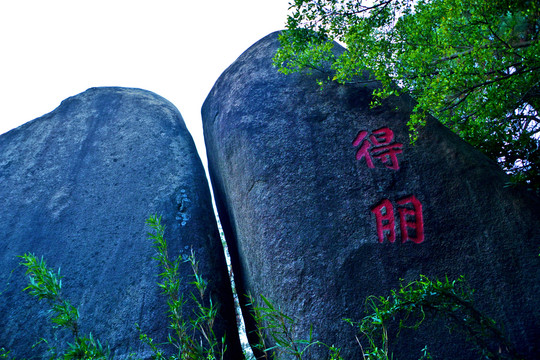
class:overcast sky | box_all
[0,0,292,163]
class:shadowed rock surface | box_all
[0,87,241,359]
[202,32,540,360]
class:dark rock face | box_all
[202,32,540,359]
[0,87,241,359]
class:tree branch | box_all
[444,65,540,104]
[432,40,536,64]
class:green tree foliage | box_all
[274,0,540,191]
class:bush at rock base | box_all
[2,217,520,360]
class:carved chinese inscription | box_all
[371,196,424,244]
[352,125,424,244]
[353,127,403,170]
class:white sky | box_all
[0,0,292,163]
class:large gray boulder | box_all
[202,32,540,359]
[0,87,241,359]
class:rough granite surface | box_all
[202,32,540,360]
[0,87,241,359]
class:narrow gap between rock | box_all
[213,204,255,360]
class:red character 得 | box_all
[353,127,403,170]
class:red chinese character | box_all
[369,127,394,145]
[397,195,424,244]
[371,199,396,243]
[353,130,374,168]
[353,127,403,170]
[371,196,425,244]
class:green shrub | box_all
[1,348,12,359]
[14,215,225,360]
[138,215,226,360]
[348,275,519,360]
[19,253,110,359]
[246,276,520,360]
[247,294,342,360]
[8,218,519,360]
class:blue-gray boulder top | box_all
[0,87,241,359]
